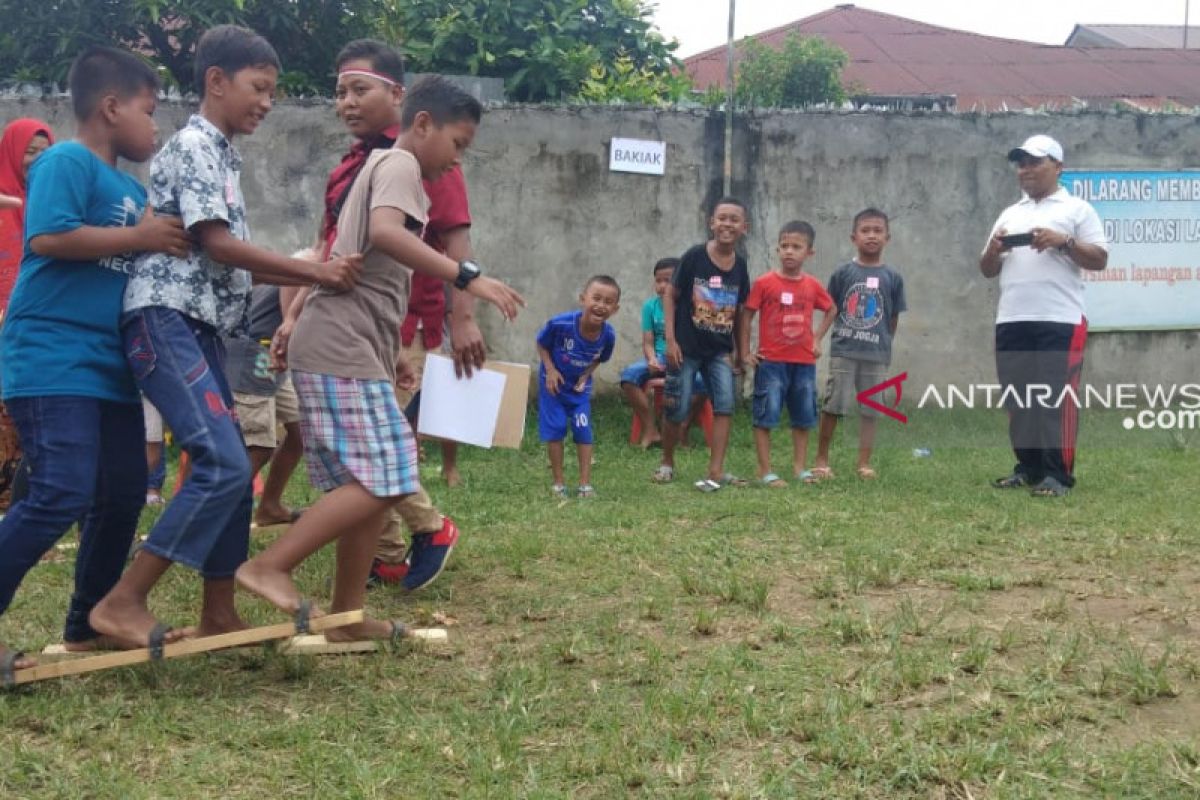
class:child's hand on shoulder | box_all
[320,253,363,291]
[467,274,524,322]
[136,206,191,258]
[544,366,564,395]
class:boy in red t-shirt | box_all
[739,221,834,486]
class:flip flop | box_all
[759,473,787,488]
[856,466,878,480]
[809,466,834,481]
[694,478,722,493]
[721,473,750,488]
[1030,477,1069,497]
[797,470,817,484]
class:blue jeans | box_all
[0,396,146,642]
[123,307,252,578]
[664,354,736,423]
[752,361,817,429]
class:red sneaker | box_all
[403,516,459,591]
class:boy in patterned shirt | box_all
[88,26,362,650]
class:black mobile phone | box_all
[999,232,1034,247]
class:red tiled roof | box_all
[683,5,1200,110]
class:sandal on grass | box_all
[856,466,878,480]
[991,473,1030,489]
[797,470,817,484]
[694,478,722,493]
[720,473,749,488]
[651,465,675,484]
[1030,477,1069,498]
[809,466,834,481]
[759,473,788,488]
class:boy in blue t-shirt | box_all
[536,276,620,498]
[619,258,675,447]
[0,47,191,677]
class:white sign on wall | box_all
[609,138,666,176]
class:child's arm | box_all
[738,307,758,368]
[369,207,523,321]
[889,314,900,336]
[536,344,563,395]
[662,285,681,369]
[32,206,191,261]
[731,303,745,370]
[0,194,21,210]
[812,308,835,359]
[193,223,361,290]
[642,331,661,372]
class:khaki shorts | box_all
[822,356,891,418]
[235,375,300,449]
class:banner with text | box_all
[1064,170,1200,330]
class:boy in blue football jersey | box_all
[536,276,620,498]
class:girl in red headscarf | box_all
[0,118,53,508]
[0,118,54,313]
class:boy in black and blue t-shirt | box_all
[536,276,620,498]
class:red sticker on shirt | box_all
[709,276,722,288]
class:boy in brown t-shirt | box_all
[235,77,523,642]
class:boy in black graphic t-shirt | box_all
[652,197,750,492]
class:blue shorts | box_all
[620,358,708,396]
[664,354,735,423]
[538,383,594,444]
[752,361,817,429]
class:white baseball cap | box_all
[1007,134,1064,163]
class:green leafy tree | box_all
[377,0,684,102]
[0,0,683,102]
[0,0,378,95]
[735,33,848,108]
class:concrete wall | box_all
[5,95,1199,390]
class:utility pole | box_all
[723,0,735,196]
[1185,0,1191,48]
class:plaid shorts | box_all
[292,370,420,498]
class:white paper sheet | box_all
[417,354,505,448]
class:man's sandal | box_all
[991,473,1029,489]
[1030,477,1069,497]
[856,466,878,480]
[809,466,834,481]
[759,473,788,488]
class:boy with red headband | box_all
[274,39,483,591]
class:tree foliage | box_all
[378,0,684,103]
[735,33,849,109]
[0,0,686,102]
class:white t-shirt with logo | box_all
[984,188,1108,325]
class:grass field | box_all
[2,399,1198,798]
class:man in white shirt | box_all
[979,134,1109,497]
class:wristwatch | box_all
[454,259,482,289]
[1058,236,1075,254]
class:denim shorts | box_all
[752,361,817,429]
[620,358,708,396]
[664,354,735,423]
